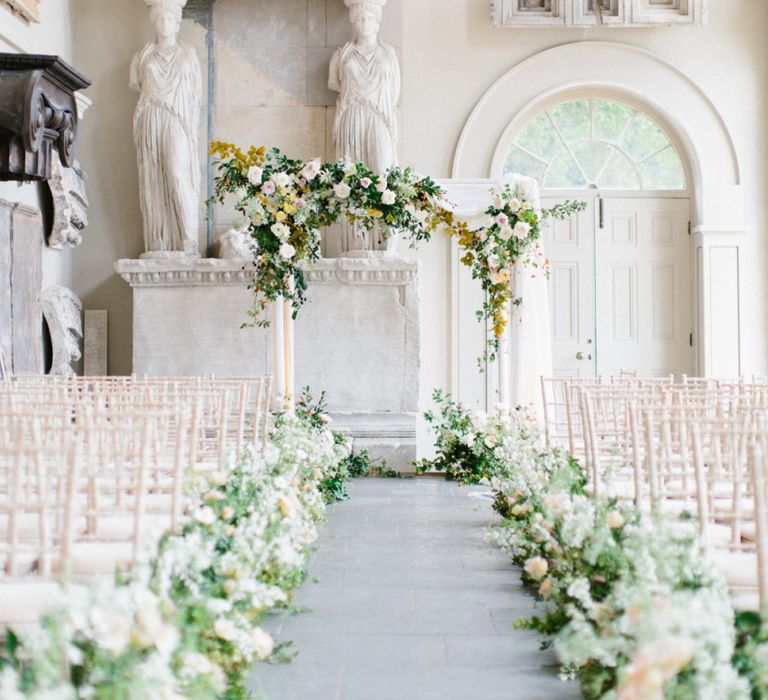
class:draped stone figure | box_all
[130,0,201,257]
[329,0,401,253]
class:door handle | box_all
[598,197,604,229]
[576,352,593,361]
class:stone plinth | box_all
[114,256,420,471]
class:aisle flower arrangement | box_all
[209,142,584,360]
[424,393,763,699]
[0,411,349,699]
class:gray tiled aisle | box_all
[249,477,581,700]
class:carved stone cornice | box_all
[114,258,256,288]
[114,256,420,288]
[491,0,707,27]
[0,53,91,181]
[304,257,419,286]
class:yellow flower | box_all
[283,203,297,215]
[275,211,287,222]
[367,208,384,219]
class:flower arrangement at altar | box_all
[414,389,540,483]
[0,411,350,699]
[424,401,759,699]
[209,142,584,360]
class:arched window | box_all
[503,97,686,190]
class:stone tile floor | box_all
[249,477,581,700]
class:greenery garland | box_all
[422,391,767,699]
[209,143,584,361]
[0,408,353,699]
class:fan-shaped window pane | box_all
[621,114,669,162]
[515,113,561,161]
[593,100,634,142]
[638,146,685,189]
[548,99,590,141]
[571,141,613,184]
[600,152,641,189]
[504,147,546,182]
[505,97,685,190]
[544,151,587,189]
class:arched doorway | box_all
[497,91,692,378]
[451,42,744,400]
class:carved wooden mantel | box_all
[0,54,91,181]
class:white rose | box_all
[484,434,498,449]
[270,222,290,241]
[214,618,237,642]
[193,506,216,526]
[272,172,291,188]
[89,608,132,655]
[381,189,396,205]
[523,556,548,581]
[460,433,475,447]
[513,221,530,239]
[279,242,296,260]
[606,510,625,529]
[251,628,275,659]
[498,226,513,242]
[247,165,263,185]
[343,160,356,175]
[300,158,321,182]
[509,197,521,210]
[493,196,504,209]
[375,180,387,193]
[333,182,351,200]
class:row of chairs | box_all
[540,375,768,613]
[0,374,273,630]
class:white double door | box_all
[544,194,693,378]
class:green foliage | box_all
[733,611,768,698]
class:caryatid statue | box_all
[130,0,202,257]
[329,0,401,253]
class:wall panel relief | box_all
[0,198,43,373]
[491,0,706,26]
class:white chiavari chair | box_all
[0,420,81,630]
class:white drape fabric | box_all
[440,175,553,417]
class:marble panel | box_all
[0,202,10,370]
[84,310,108,376]
[10,203,42,374]
[215,105,326,160]
[307,46,337,107]
[215,42,306,107]
[214,0,308,49]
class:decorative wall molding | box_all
[48,150,88,249]
[490,0,707,26]
[114,257,420,288]
[41,285,82,376]
[2,0,40,23]
[0,53,91,181]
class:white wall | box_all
[64,0,768,454]
[0,0,76,292]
